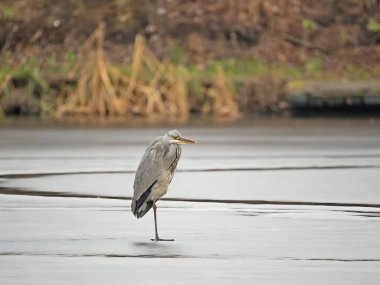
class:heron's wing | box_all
[133,137,165,201]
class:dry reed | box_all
[203,65,240,119]
[57,22,239,120]
[57,23,128,117]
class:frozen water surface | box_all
[0,119,380,284]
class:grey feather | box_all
[133,138,164,197]
[134,180,156,218]
[131,134,182,218]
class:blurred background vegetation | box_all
[0,0,379,120]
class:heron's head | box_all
[166,130,196,145]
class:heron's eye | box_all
[175,136,180,140]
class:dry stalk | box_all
[57,23,237,120]
[204,65,240,119]
[57,22,130,117]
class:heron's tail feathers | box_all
[131,180,157,218]
[131,199,137,216]
[132,201,153,218]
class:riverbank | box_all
[1,1,380,119]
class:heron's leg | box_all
[153,202,159,241]
[151,202,174,242]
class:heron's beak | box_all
[178,137,196,144]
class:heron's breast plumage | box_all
[166,144,182,178]
[150,144,181,201]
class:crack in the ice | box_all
[279,257,380,262]
[0,252,197,259]
[0,164,378,179]
[1,186,380,209]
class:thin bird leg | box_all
[151,202,174,242]
[153,202,159,241]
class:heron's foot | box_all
[151,237,175,242]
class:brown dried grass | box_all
[57,22,239,120]
[57,23,129,117]
[202,65,240,119]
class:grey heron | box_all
[132,130,196,241]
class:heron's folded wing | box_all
[133,138,164,201]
